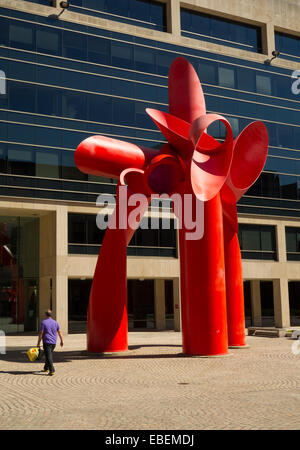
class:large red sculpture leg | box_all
[87,182,149,353]
[223,220,246,347]
[222,122,268,348]
[179,193,229,356]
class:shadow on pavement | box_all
[0,344,183,365]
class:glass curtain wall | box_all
[0,216,39,333]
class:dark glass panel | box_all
[88,95,112,123]
[36,149,60,178]
[9,82,36,113]
[87,35,110,65]
[136,216,159,247]
[62,90,87,120]
[113,98,134,125]
[218,66,235,88]
[68,213,87,244]
[260,172,280,198]
[256,74,272,96]
[180,8,262,53]
[37,86,61,116]
[198,61,217,85]
[7,146,35,176]
[9,21,35,51]
[61,151,86,181]
[0,17,9,46]
[62,30,87,60]
[9,61,36,83]
[279,174,298,199]
[237,67,256,92]
[36,26,61,56]
[134,46,155,73]
[111,41,134,69]
[87,214,106,245]
[0,143,7,173]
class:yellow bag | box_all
[26,347,40,362]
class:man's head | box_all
[45,309,52,318]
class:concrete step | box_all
[247,327,285,338]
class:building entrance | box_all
[127,279,155,329]
[0,216,39,333]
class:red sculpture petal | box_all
[168,57,207,123]
[146,108,192,159]
[189,114,234,201]
[224,121,269,202]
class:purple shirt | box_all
[40,318,60,344]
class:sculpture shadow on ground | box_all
[0,344,184,367]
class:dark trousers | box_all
[43,343,56,373]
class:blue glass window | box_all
[62,31,87,61]
[113,98,134,125]
[69,0,166,32]
[36,149,60,178]
[181,8,262,53]
[111,41,134,69]
[9,21,35,51]
[9,82,36,113]
[88,36,110,65]
[88,95,112,123]
[0,17,9,47]
[62,90,87,119]
[256,74,272,95]
[36,26,61,56]
[37,86,61,117]
[7,146,35,176]
[218,66,235,88]
[275,31,300,62]
[198,61,217,85]
[134,46,155,73]
[238,224,277,260]
[61,151,86,181]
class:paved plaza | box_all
[0,331,299,430]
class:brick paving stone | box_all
[0,331,299,430]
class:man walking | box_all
[37,310,64,376]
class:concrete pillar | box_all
[263,22,276,58]
[39,207,68,334]
[167,0,181,36]
[250,280,262,326]
[54,206,68,334]
[276,223,287,263]
[154,279,166,330]
[173,278,181,331]
[273,278,290,328]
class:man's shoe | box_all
[42,369,49,373]
[48,372,55,376]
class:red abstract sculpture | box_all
[75,57,268,356]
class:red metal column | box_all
[87,185,148,353]
[179,193,229,356]
[223,219,247,347]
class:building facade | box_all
[0,0,299,335]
